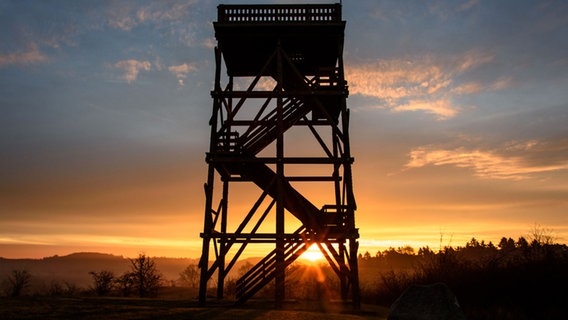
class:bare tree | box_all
[89,270,115,296]
[4,269,32,297]
[126,253,163,297]
[529,223,555,245]
[178,264,199,288]
[115,272,135,297]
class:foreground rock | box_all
[388,282,466,320]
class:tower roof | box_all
[214,4,345,76]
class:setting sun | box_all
[300,245,326,263]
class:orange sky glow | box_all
[1,1,567,259]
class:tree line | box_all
[357,232,568,319]
[2,229,567,318]
[89,254,163,298]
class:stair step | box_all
[235,227,311,302]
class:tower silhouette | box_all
[198,3,360,308]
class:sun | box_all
[300,244,325,263]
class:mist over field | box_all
[2,233,567,319]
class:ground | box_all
[0,297,389,320]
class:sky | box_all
[1,0,567,259]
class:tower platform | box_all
[214,4,345,76]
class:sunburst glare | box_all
[300,244,326,263]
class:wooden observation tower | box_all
[199,3,360,308]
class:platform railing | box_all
[217,4,342,23]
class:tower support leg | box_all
[350,238,361,309]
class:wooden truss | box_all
[199,3,360,309]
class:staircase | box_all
[215,69,334,230]
[235,226,311,304]
[240,97,308,155]
[213,63,342,302]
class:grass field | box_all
[0,297,389,320]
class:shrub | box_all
[3,269,32,297]
[124,254,163,298]
[89,270,115,296]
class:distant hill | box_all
[0,252,260,291]
[0,252,130,289]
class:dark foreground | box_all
[0,297,388,320]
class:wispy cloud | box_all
[0,43,48,67]
[202,38,216,49]
[168,62,197,86]
[371,0,480,23]
[346,51,496,119]
[394,98,458,119]
[490,77,513,91]
[459,0,480,11]
[135,2,194,24]
[455,50,494,72]
[105,1,198,46]
[452,77,513,95]
[108,15,137,31]
[233,77,277,91]
[0,236,54,246]
[106,4,144,31]
[113,59,151,83]
[405,140,568,180]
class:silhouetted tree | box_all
[365,230,568,319]
[115,272,135,297]
[466,237,481,248]
[529,223,555,245]
[397,245,415,255]
[517,236,529,249]
[89,270,115,296]
[498,237,516,252]
[46,280,78,297]
[418,246,435,257]
[126,254,163,297]
[178,264,199,288]
[4,269,31,297]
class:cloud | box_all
[0,43,48,67]
[490,77,513,91]
[113,59,151,83]
[105,1,198,46]
[347,59,446,99]
[168,63,197,86]
[233,77,277,91]
[135,2,193,24]
[460,0,480,11]
[451,82,483,95]
[455,50,494,73]
[108,15,137,31]
[394,98,458,120]
[202,38,216,49]
[405,140,568,180]
[106,4,141,31]
[452,77,513,95]
[346,51,496,119]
